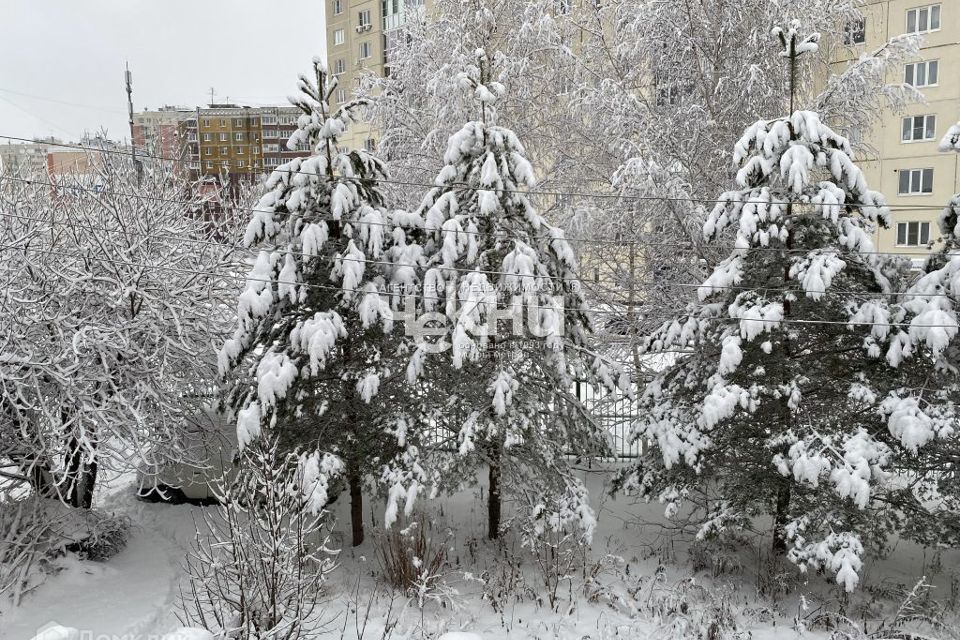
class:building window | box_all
[234,118,243,127]
[359,41,371,59]
[204,147,213,156]
[219,119,227,128]
[906,4,941,34]
[264,144,280,153]
[263,129,277,138]
[334,29,345,45]
[222,161,230,168]
[251,118,259,126]
[235,132,244,141]
[337,89,347,103]
[219,133,228,142]
[897,221,931,246]
[262,115,277,125]
[236,146,244,155]
[898,168,934,195]
[334,0,342,14]
[220,146,228,154]
[653,70,691,107]
[901,115,937,142]
[202,133,212,142]
[905,60,939,87]
[252,146,260,154]
[334,59,346,75]
[237,160,245,168]
[364,138,376,151]
[843,18,866,44]
[359,10,371,27]
[202,118,211,127]
[554,0,571,14]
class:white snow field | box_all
[3,467,957,640]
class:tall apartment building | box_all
[831,1,960,260]
[324,0,427,151]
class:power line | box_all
[1,205,958,303]
[0,173,951,259]
[0,133,953,212]
[0,88,127,114]
[3,241,960,331]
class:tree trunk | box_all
[487,445,502,540]
[772,483,791,556]
[63,435,99,509]
[349,468,364,547]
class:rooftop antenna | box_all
[125,61,142,185]
[209,87,216,106]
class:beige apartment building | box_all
[831,0,960,260]
[324,0,426,151]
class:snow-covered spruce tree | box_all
[406,51,629,541]
[617,26,953,592]
[876,121,960,547]
[219,59,428,547]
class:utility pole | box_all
[125,62,142,185]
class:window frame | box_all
[896,221,931,246]
[843,18,866,45]
[904,60,939,87]
[905,4,941,34]
[898,168,934,195]
[901,114,937,142]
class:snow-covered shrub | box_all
[641,575,745,640]
[0,498,130,605]
[476,547,531,623]
[0,149,247,510]
[375,514,455,608]
[63,511,131,561]
[515,490,600,612]
[179,441,338,640]
[801,578,956,639]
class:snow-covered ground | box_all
[3,466,958,640]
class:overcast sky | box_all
[0,1,326,143]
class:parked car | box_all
[136,403,237,505]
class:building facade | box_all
[0,139,52,176]
[324,0,426,151]
[831,1,960,259]
[179,105,305,182]
[132,107,193,161]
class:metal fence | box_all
[575,381,643,459]
[423,381,644,460]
